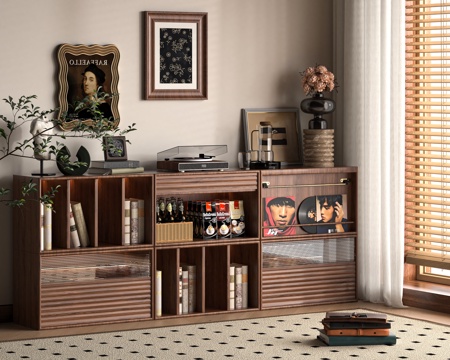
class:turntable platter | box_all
[173,157,213,162]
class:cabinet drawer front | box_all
[262,238,356,308]
[41,278,151,328]
[262,263,356,308]
[40,251,151,328]
[156,172,258,194]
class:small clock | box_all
[103,136,127,161]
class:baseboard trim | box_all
[0,304,13,323]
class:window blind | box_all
[405,0,450,271]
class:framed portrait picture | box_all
[103,136,127,161]
[145,11,208,100]
[242,108,303,165]
[57,44,120,130]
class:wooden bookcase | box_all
[12,167,357,329]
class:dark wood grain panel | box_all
[261,263,356,308]
[156,171,259,194]
[41,278,151,329]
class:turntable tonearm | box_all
[157,145,229,172]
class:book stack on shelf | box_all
[69,201,90,248]
[229,263,248,310]
[124,198,145,245]
[87,160,144,175]
[317,311,396,346]
[178,264,196,315]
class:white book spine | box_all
[229,265,235,310]
[69,203,81,248]
[124,199,131,245]
[178,266,183,314]
[43,204,52,251]
[155,270,162,317]
[40,203,44,251]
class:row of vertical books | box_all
[40,201,90,250]
[229,263,248,310]
[154,265,198,317]
[317,312,396,346]
[179,264,197,314]
[124,198,145,245]
[69,201,90,248]
[42,201,91,251]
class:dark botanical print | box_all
[160,28,193,84]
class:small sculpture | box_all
[30,115,54,160]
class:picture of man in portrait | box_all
[64,54,115,122]
[263,196,297,236]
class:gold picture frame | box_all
[242,108,303,165]
[57,44,120,130]
[145,11,208,100]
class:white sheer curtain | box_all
[333,0,405,307]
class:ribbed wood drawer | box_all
[155,171,258,194]
[40,251,151,329]
[41,278,151,328]
[261,263,356,308]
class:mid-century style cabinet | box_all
[13,167,357,329]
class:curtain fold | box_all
[334,0,405,307]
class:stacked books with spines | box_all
[124,198,145,245]
[88,160,144,175]
[69,201,90,247]
[178,263,196,314]
[229,263,248,310]
[317,311,396,346]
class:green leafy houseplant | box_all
[0,94,136,207]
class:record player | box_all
[157,145,229,172]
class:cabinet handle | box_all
[262,178,351,189]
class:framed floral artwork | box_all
[57,44,120,130]
[145,11,208,100]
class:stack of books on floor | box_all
[317,311,396,346]
[87,160,144,175]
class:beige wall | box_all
[0,0,333,305]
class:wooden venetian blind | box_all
[405,0,450,270]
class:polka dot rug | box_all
[0,309,449,359]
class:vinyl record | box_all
[297,196,317,234]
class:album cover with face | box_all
[263,196,297,236]
[298,194,348,234]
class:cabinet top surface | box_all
[14,166,357,180]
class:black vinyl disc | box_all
[297,196,317,234]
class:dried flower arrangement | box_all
[300,65,337,96]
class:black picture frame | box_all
[145,11,208,100]
[103,136,127,161]
[57,44,120,130]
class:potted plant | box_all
[0,94,136,207]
